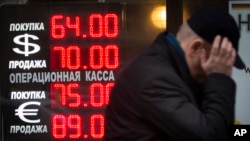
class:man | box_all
[104,7,245,141]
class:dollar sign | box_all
[13,33,40,57]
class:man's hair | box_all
[177,23,210,47]
[177,23,198,42]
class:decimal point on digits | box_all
[84,103,88,107]
[83,66,87,69]
[82,34,87,38]
[84,134,88,138]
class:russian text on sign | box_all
[9,60,47,70]
[10,22,45,31]
[11,91,46,100]
[10,125,48,134]
[85,70,115,81]
[9,71,81,84]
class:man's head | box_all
[176,7,245,83]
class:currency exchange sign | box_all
[0,2,124,141]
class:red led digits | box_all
[66,16,80,37]
[90,83,104,107]
[90,83,114,107]
[51,83,80,108]
[52,46,66,68]
[90,45,104,69]
[51,46,81,70]
[52,114,105,139]
[89,14,103,38]
[67,46,81,70]
[105,45,119,69]
[67,83,81,107]
[52,115,82,139]
[51,13,119,39]
[89,45,119,70]
[90,114,104,139]
[68,115,81,138]
[89,13,119,38]
[51,83,113,108]
[52,45,119,70]
[105,14,118,38]
[50,10,120,141]
[51,15,65,39]
[52,84,67,106]
[52,115,67,139]
[105,83,114,105]
[51,15,80,39]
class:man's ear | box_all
[187,39,203,57]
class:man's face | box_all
[198,45,212,83]
[186,42,212,84]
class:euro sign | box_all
[13,33,40,57]
[15,101,41,124]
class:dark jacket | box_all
[104,32,235,141]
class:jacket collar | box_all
[163,32,191,83]
[157,32,203,106]
[165,32,186,62]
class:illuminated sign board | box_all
[0,2,124,141]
